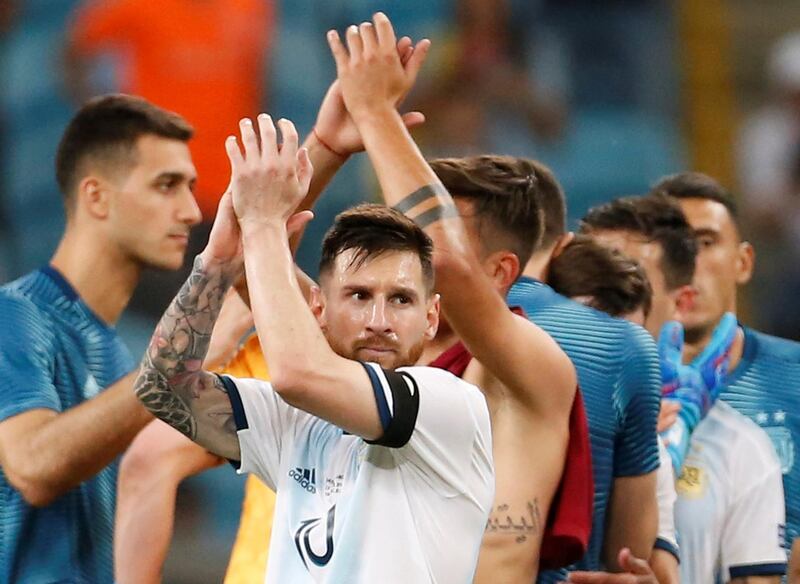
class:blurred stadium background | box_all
[1,0,799,581]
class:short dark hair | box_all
[319,204,435,293]
[580,193,698,290]
[429,155,559,267]
[55,94,193,210]
[549,234,652,318]
[651,171,739,224]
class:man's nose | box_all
[365,299,392,334]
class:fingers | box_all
[404,38,431,86]
[359,21,378,56]
[277,118,299,169]
[397,36,413,65]
[225,135,244,171]
[286,210,314,237]
[617,548,654,576]
[400,111,426,130]
[373,11,397,49]
[327,29,349,71]
[296,146,313,194]
[239,118,259,161]
[257,113,278,160]
[345,24,363,61]
[657,400,681,432]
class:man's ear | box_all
[673,285,697,319]
[551,232,575,259]
[78,176,111,219]
[735,241,755,286]
[425,293,441,341]
[309,286,325,327]
[485,250,520,291]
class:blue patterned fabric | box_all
[0,266,135,583]
[507,276,661,580]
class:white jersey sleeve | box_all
[722,422,787,580]
[218,374,298,491]
[655,437,679,560]
[363,363,493,496]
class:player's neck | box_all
[683,325,746,372]
[419,327,460,365]
[522,250,552,281]
[50,227,141,325]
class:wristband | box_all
[312,128,348,159]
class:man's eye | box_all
[698,237,715,248]
[392,295,411,305]
[351,292,367,301]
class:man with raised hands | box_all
[327,13,583,583]
[114,35,429,584]
[133,113,494,583]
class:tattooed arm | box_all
[134,193,245,460]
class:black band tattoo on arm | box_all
[392,184,458,229]
[134,255,238,443]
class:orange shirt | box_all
[70,0,272,219]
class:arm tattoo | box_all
[485,499,542,544]
[134,255,237,441]
[392,184,458,229]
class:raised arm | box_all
[227,115,383,440]
[133,193,246,460]
[328,14,575,414]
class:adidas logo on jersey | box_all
[289,467,317,493]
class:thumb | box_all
[692,311,737,383]
[400,111,426,130]
[286,210,314,237]
[617,548,652,576]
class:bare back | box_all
[463,359,570,583]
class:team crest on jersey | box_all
[676,465,705,498]
[294,505,336,571]
[763,425,794,474]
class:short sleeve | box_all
[614,326,661,477]
[654,437,680,560]
[219,375,295,491]
[0,294,60,421]
[722,428,787,580]
[393,366,491,495]
[68,0,138,54]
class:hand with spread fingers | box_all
[326,12,430,121]
[225,115,314,234]
[314,34,427,157]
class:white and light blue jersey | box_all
[222,364,494,584]
[721,327,800,561]
[0,267,135,583]
[675,401,786,582]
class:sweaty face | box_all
[106,135,202,271]
[591,229,676,337]
[677,198,747,341]
[315,249,439,369]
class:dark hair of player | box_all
[580,193,698,291]
[319,203,435,294]
[549,234,653,318]
[651,171,740,227]
[55,94,194,212]
[428,155,560,266]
